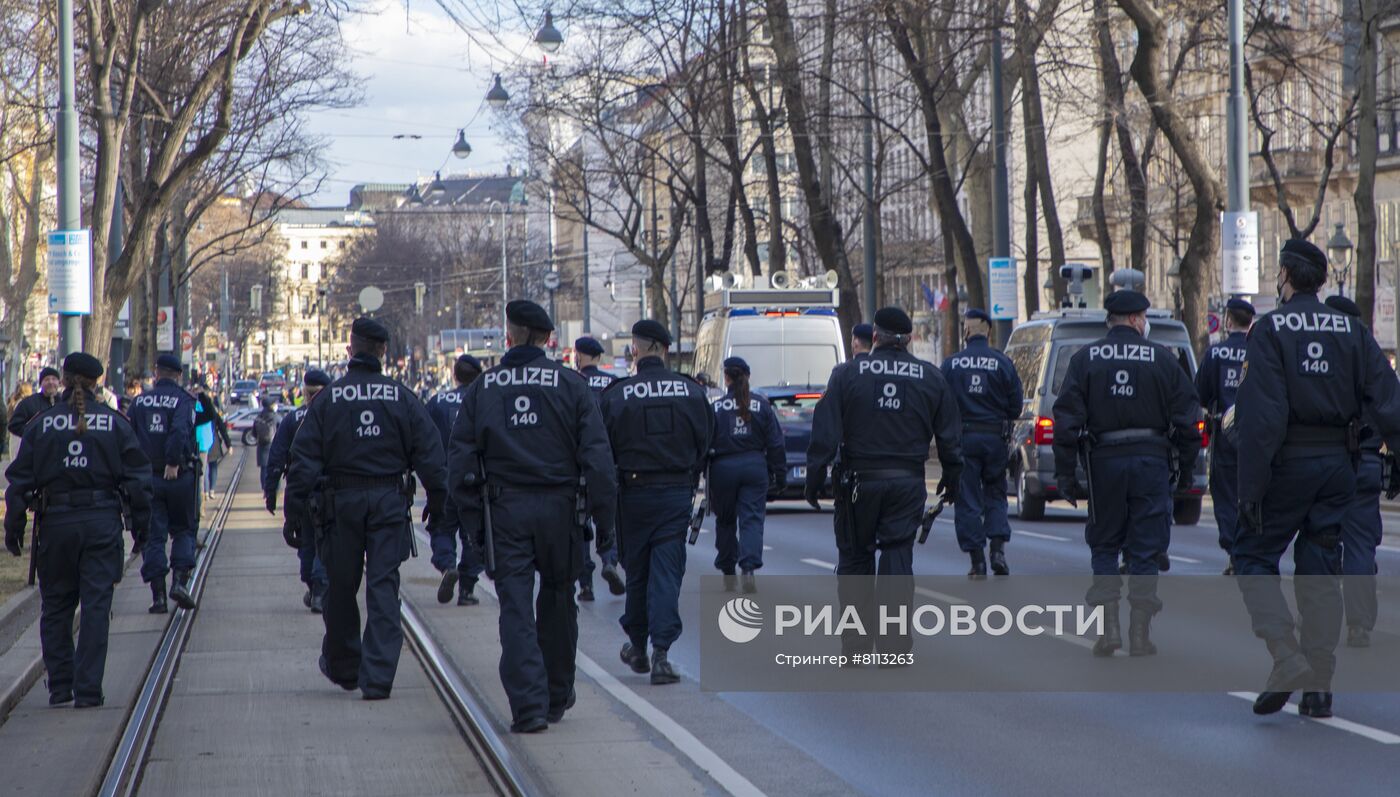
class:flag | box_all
[921,281,937,310]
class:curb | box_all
[0,585,42,725]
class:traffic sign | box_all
[543,271,561,291]
[358,286,384,313]
[988,257,1017,320]
[1207,312,1220,335]
[1222,211,1259,295]
[47,229,92,315]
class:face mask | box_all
[1276,270,1286,302]
[1141,318,1152,339]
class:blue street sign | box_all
[989,257,1017,321]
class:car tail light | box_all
[1198,420,1209,449]
[1034,416,1054,446]
[795,393,823,400]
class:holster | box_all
[1076,431,1096,525]
[28,490,47,586]
[575,477,591,539]
[1347,419,1363,457]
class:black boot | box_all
[457,581,479,606]
[578,584,595,602]
[302,589,313,609]
[1155,552,1171,572]
[1093,602,1121,657]
[1347,626,1371,648]
[650,649,680,685]
[620,642,650,674]
[1299,691,1334,718]
[310,583,325,614]
[741,570,757,594]
[1128,609,1157,656]
[148,579,168,614]
[722,572,738,592]
[968,549,988,580]
[169,569,196,610]
[436,568,459,604]
[1253,637,1314,715]
[989,539,1009,576]
[601,563,626,595]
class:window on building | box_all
[338,240,346,249]
[301,264,309,280]
[320,240,328,249]
[300,240,308,249]
[302,330,311,344]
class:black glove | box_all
[264,488,277,515]
[1175,468,1193,493]
[282,517,303,549]
[1056,475,1086,507]
[595,525,616,556]
[1239,501,1263,536]
[936,467,962,502]
[4,511,23,557]
[768,471,788,499]
[423,492,445,528]
[804,465,828,510]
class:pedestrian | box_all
[573,335,626,601]
[600,319,712,685]
[127,354,201,614]
[1052,290,1201,658]
[942,308,1024,578]
[709,356,785,593]
[1232,240,1400,720]
[191,379,231,499]
[449,302,617,732]
[263,370,332,612]
[1195,298,1255,574]
[253,396,278,469]
[119,376,142,417]
[807,307,962,658]
[425,354,486,607]
[283,317,447,701]
[850,323,873,362]
[8,367,61,438]
[4,352,153,709]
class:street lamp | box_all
[451,131,472,160]
[535,10,563,53]
[428,171,447,197]
[489,199,510,336]
[1327,223,1354,295]
[486,75,510,109]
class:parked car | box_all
[1003,308,1208,524]
[229,380,258,407]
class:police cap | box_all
[506,300,554,332]
[873,306,913,335]
[1225,298,1256,317]
[352,316,390,343]
[1104,290,1150,315]
[722,356,750,376]
[632,319,672,348]
[155,353,182,373]
[38,367,59,381]
[851,323,873,345]
[303,369,332,387]
[62,353,103,380]
[1325,295,1361,318]
[964,308,992,324]
[574,336,604,357]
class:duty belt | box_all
[1282,424,1349,447]
[491,481,577,498]
[620,471,692,487]
[1094,428,1167,447]
[327,473,402,490]
[46,489,121,507]
[962,422,1005,435]
[845,460,924,480]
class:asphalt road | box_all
[569,497,1400,797]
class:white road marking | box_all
[762,545,773,551]
[1227,693,1400,745]
[800,558,837,571]
[1016,530,1071,542]
[914,586,966,605]
[1167,555,1202,564]
[1378,545,1400,555]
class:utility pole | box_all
[56,0,84,356]
[990,33,1013,348]
[582,218,591,333]
[1226,0,1248,218]
[862,37,877,324]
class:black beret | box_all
[574,336,604,357]
[722,356,750,375]
[873,306,913,335]
[632,319,672,348]
[506,299,554,332]
[38,367,59,381]
[1225,298,1256,316]
[456,353,482,372]
[352,316,390,343]
[1280,238,1327,270]
[62,352,103,380]
[964,308,992,324]
[303,369,332,387]
[1104,290,1150,314]
[1325,295,1361,318]
[851,323,873,343]
[155,353,182,372]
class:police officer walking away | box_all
[1051,291,1199,658]
[450,302,617,732]
[8,366,61,438]
[426,354,485,606]
[601,320,712,685]
[807,307,962,657]
[263,369,332,613]
[942,308,1023,578]
[710,356,786,593]
[1195,298,1254,573]
[1322,295,1387,650]
[284,317,447,700]
[5,353,152,708]
[850,323,873,361]
[128,353,200,614]
[573,336,625,600]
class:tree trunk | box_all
[1092,116,1116,274]
[1355,0,1379,325]
[1023,96,1041,317]
[1021,46,1066,295]
[1095,0,1148,273]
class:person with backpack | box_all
[254,396,279,469]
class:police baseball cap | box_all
[303,369,332,387]
[155,353,182,372]
[574,336,604,357]
[722,356,750,376]
[352,316,390,343]
[964,308,992,324]
[873,307,913,335]
[506,300,554,332]
[632,319,672,348]
[851,323,873,345]
[456,353,483,372]
[62,352,103,380]
[38,367,59,381]
[1104,290,1150,315]
[1225,298,1256,317]
[1325,295,1361,318]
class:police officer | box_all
[1051,290,1199,658]
[449,301,617,732]
[850,323,873,362]
[710,356,785,593]
[263,369,332,613]
[128,353,200,614]
[426,354,485,607]
[284,317,447,701]
[601,319,712,684]
[1322,295,1386,649]
[8,367,61,438]
[574,336,625,600]
[942,308,1023,578]
[1195,298,1254,573]
[807,307,962,657]
[4,353,152,708]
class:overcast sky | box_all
[302,2,521,207]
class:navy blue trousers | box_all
[618,486,690,652]
[1210,438,1240,553]
[954,433,1010,552]
[710,452,769,574]
[428,497,484,589]
[38,509,124,703]
[1085,453,1170,613]
[836,476,923,655]
[1341,451,1382,631]
[141,470,197,583]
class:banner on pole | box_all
[47,229,92,315]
